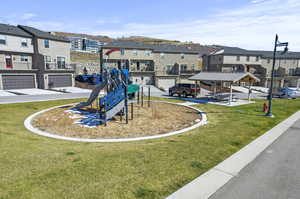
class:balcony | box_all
[0,62,32,70]
[180,70,201,75]
[130,65,155,73]
[155,70,179,76]
[45,62,75,71]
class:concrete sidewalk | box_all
[166,110,300,199]
[210,118,300,199]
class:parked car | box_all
[272,88,297,99]
[169,83,200,97]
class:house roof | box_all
[211,46,300,59]
[152,44,198,54]
[0,24,32,38]
[103,40,199,54]
[104,40,153,50]
[18,25,70,42]
[188,72,260,83]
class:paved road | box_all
[0,87,167,104]
[210,119,300,199]
[0,93,91,104]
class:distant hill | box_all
[54,31,218,63]
[117,36,181,44]
[70,51,99,63]
[53,32,114,42]
[54,32,182,44]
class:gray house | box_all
[0,24,37,89]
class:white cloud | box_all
[251,0,268,4]
[25,21,65,31]
[93,0,300,51]
[20,13,37,20]
[96,18,120,25]
[0,1,299,51]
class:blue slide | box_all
[75,68,129,124]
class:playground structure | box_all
[74,48,144,126]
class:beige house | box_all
[206,47,300,88]
[102,41,199,91]
[0,24,73,90]
[19,25,74,89]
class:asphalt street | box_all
[210,119,300,199]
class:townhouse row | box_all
[0,24,74,90]
[101,41,203,91]
[204,47,300,88]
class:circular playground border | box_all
[24,101,207,143]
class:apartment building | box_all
[69,37,104,53]
[206,47,300,88]
[0,24,38,89]
[102,41,200,90]
[18,25,74,89]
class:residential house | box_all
[18,25,74,89]
[0,24,38,90]
[206,47,300,88]
[102,41,199,91]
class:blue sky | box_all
[1,0,300,50]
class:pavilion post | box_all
[229,82,233,105]
[214,81,217,97]
[248,81,252,102]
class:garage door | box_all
[2,75,35,89]
[157,78,176,91]
[48,75,72,87]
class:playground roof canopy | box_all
[189,72,260,83]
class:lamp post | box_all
[266,34,288,117]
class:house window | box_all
[133,50,138,56]
[181,53,185,59]
[0,35,6,45]
[21,56,28,62]
[5,54,13,69]
[0,39,6,45]
[237,56,240,61]
[45,56,51,62]
[136,62,140,71]
[21,39,28,47]
[180,64,187,71]
[256,56,259,62]
[192,64,195,70]
[44,40,49,48]
[45,56,51,69]
[57,57,66,69]
[145,50,152,56]
[160,53,165,59]
[120,49,125,56]
[289,69,295,76]
[246,56,250,61]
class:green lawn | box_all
[0,98,300,199]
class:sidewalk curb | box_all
[166,110,300,199]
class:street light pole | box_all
[266,34,288,117]
[99,47,103,74]
[266,35,278,117]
